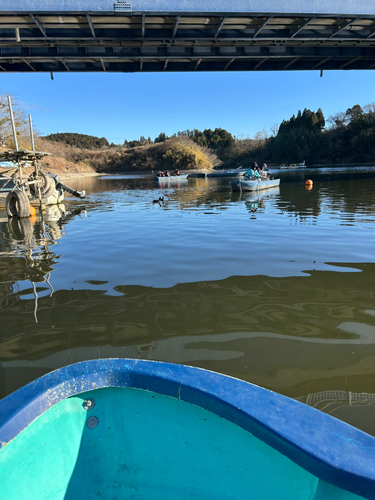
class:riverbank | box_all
[51,171,104,181]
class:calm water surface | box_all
[1,167,375,434]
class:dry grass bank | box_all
[35,137,219,174]
[1,137,220,178]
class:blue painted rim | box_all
[1,359,375,499]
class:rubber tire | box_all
[5,190,31,218]
[28,170,55,197]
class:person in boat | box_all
[173,169,180,176]
[156,171,163,177]
[244,165,261,179]
[258,165,270,180]
[164,170,171,177]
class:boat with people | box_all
[155,169,188,182]
[230,177,280,192]
[0,358,374,500]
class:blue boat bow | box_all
[0,359,374,499]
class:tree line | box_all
[42,103,375,167]
[2,90,374,169]
[43,132,110,150]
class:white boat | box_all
[206,170,244,177]
[230,178,280,192]
[156,174,188,182]
[280,161,306,169]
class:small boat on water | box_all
[1,359,374,500]
[280,160,306,169]
[156,173,188,182]
[206,169,244,177]
[230,177,280,192]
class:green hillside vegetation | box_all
[220,104,375,168]
[43,132,110,149]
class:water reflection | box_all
[0,204,83,323]
[1,268,375,398]
[1,168,375,436]
[243,187,280,214]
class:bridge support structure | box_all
[0,1,375,72]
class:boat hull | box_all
[230,178,281,192]
[0,359,374,500]
[206,170,244,177]
[156,174,188,182]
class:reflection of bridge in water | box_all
[1,1,375,72]
[296,390,375,413]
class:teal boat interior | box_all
[0,359,374,500]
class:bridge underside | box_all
[1,12,375,73]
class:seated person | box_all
[244,166,261,179]
[174,169,180,176]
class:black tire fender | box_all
[6,189,31,218]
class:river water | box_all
[1,167,375,435]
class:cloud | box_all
[19,100,52,113]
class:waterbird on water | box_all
[152,196,165,205]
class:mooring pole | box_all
[28,113,43,210]
[28,114,35,151]
[7,94,19,151]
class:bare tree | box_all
[327,111,348,129]
[0,93,30,149]
[269,123,279,137]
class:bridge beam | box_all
[86,14,97,39]
[0,8,374,72]
[29,14,47,39]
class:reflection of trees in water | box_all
[1,265,375,362]
[0,282,19,313]
[78,170,375,219]
[274,172,375,221]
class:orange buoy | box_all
[305,179,313,186]
[29,206,37,222]
[305,184,313,191]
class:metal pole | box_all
[28,114,35,151]
[7,94,19,151]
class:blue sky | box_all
[1,70,375,144]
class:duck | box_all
[152,196,165,205]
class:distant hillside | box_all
[34,136,219,174]
[43,132,110,150]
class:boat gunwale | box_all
[156,174,189,181]
[230,178,281,192]
[0,358,375,499]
